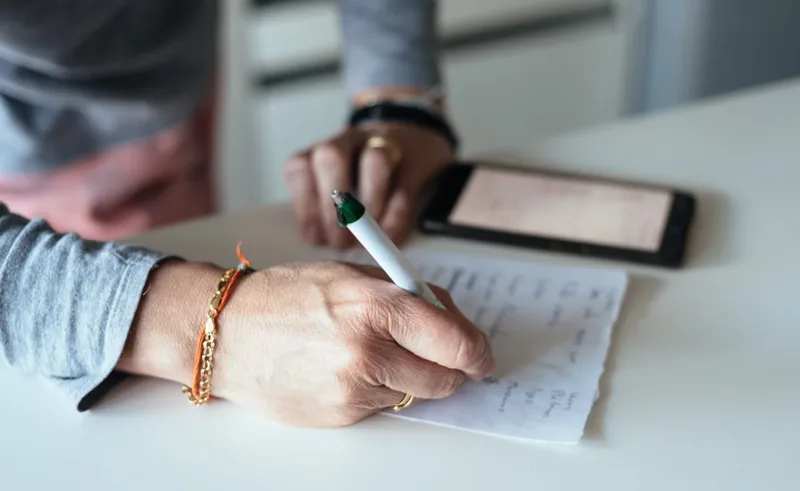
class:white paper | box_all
[318,249,628,444]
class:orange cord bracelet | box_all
[182,242,253,405]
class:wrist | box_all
[349,100,459,154]
[353,85,447,114]
[118,261,224,387]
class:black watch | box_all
[348,101,460,153]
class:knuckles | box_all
[347,330,392,377]
[283,154,309,179]
[276,261,475,417]
[252,260,478,428]
[330,373,384,420]
[454,329,489,373]
[435,372,464,399]
[311,142,348,168]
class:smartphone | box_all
[418,162,696,268]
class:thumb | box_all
[379,291,495,380]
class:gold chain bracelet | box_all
[182,244,253,406]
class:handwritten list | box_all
[327,249,628,444]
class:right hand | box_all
[121,260,494,427]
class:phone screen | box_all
[449,167,674,252]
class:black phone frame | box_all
[417,162,696,268]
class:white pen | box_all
[331,190,445,309]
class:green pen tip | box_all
[331,189,345,206]
[331,190,365,226]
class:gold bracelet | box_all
[182,244,253,406]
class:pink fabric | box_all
[0,99,217,241]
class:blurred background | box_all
[216,0,800,212]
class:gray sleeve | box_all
[339,0,441,94]
[0,203,172,410]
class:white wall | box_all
[637,0,712,111]
[216,0,260,213]
[640,0,800,111]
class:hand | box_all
[284,122,453,249]
[120,260,494,427]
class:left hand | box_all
[283,122,453,249]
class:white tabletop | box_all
[4,79,800,490]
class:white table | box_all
[4,79,800,490]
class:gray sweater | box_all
[0,0,439,409]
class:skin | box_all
[118,260,494,427]
[116,88,475,427]
[284,87,453,249]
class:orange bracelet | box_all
[182,242,254,406]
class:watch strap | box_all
[348,101,459,152]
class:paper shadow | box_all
[583,274,662,441]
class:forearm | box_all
[0,204,171,410]
[339,0,441,99]
[117,261,221,389]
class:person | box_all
[0,0,454,246]
[0,0,494,426]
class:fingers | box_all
[354,265,494,381]
[310,131,365,249]
[429,284,489,345]
[358,145,398,221]
[343,382,407,412]
[284,151,322,244]
[346,336,467,415]
[287,128,423,248]
[370,386,410,410]
[369,345,467,400]
[379,187,415,245]
[356,267,478,336]
[376,293,495,381]
[288,123,450,248]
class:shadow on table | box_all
[583,273,662,441]
[684,188,735,269]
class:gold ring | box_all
[365,136,403,165]
[392,393,415,412]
